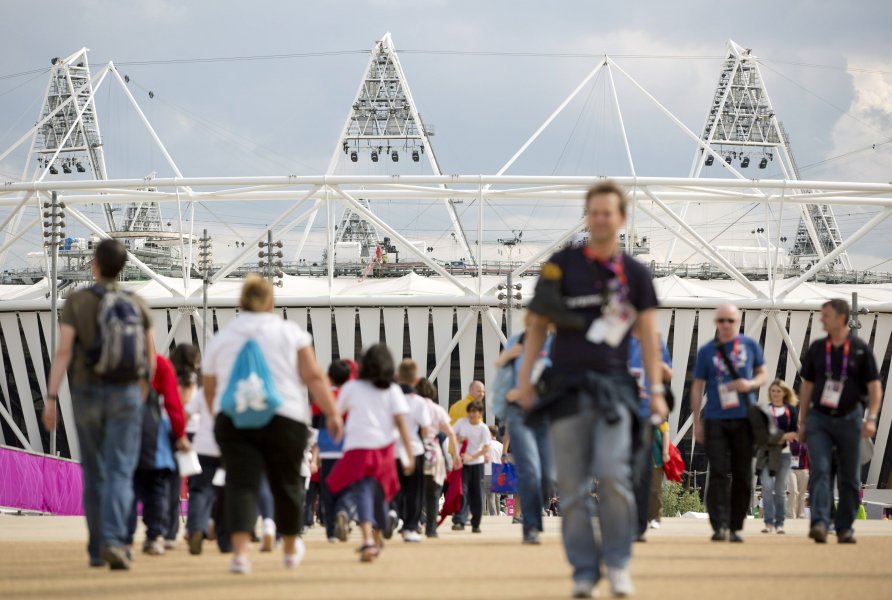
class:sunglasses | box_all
[715,318,737,324]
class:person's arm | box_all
[155,358,189,451]
[517,313,549,410]
[863,380,883,438]
[690,379,706,444]
[438,420,462,468]
[298,346,343,442]
[634,308,668,421]
[43,324,76,432]
[495,344,523,368]
[797,380,813,442]
[661,424,671,463]
[203,375,217,415]
[309,444,320,475]
[394,414,415,475]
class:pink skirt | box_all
[325,444,401,502]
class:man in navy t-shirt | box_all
[518,181,668,599]
[691,303,767,543]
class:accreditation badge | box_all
[791,455,800,469]
[587,300,636,347]
[718,382,740,410]
[820,380,843,409]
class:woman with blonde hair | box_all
[203,274,343,573]
[760,379,799,534]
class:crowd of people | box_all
[40,180,884,598]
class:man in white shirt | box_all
[484,425,504,516]
[396,360,432,542]
[452,402,491,533]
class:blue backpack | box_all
[220,338,282,429]
[87,285,148,382]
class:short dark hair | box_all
[467,401,484,414]
[416,377,437,402]
[397,359,419,385]
[94,239,128,278]
[585,181,628,217]
[359,343,395,390]
[823,299,851,322]
[328,359,352,387]
[170,343,201,387]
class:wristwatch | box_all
[650,384,666,396]
[865,415,879,423]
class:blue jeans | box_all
[71,383,143,559]
[186,454,220,535]
[761,452,792,527]
[549,401,634,584]
[505,403,556,536]
[806,409,862,533]
[340,477,386,530]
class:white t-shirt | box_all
[404,392,433,457]
[203,311,313,425]
[453,418,492,465]
[485,439,504,476]
[184,386,220,458]
[425,398,449,443]
[337,380,409,452]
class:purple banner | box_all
[0,446,83,515]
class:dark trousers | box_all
[455,463,485,528]
[806,410,862,533]
[704,419,754,533]
[320,458,339,538]
[632,422,655,537]
[186,454,220,536]
[214,414,309,536]
[305,480,321,528]
[423,475,443,536]
[396,455,425,531]
[128,468,170,543]
[164,467,182,541]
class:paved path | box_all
[1,515,890,599]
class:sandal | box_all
[358,544,379,563]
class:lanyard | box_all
[715,336,740,382]
[825,336,850,382]
[585,247,629,305]
[771,405,790,428]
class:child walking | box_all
[452,402,491,533]
[325,344,415,562]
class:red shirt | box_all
[153,355,185,439]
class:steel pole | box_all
[49,192,59,456]
[202,228,209,350]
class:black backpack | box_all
[86,285,148,382]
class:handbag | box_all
[491,462,518,494]
[714,338,777,446]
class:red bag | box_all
[663,442,685,483]
[437,440,467,527]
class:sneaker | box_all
[472,527,482,534]
[607,567,634,597]
[809,523,828,544]
[775,526,785,535]
[710,528,727,542]
[402,530,421,543]
[229,555,251,574]
[188,530,203,555]
[512,516,523,525]
[124,546,134,562]
[729,531,744,543]
[837,529,856,544]
[451,523,465,531]
[261,518,276,552]
[426,531,439,539]
[164,539,176,550]
[206,519,217,541]
[571,580,598,598]
[634,534,646,543]
[649,520,661,530]
[761,525,774,534]
[327,536,339,544]
[143,536,166,556]
[89,556,106,568]
[523,531,541,545]
[101,545,130,571]
[284,538,306,568]
[383,510,399,540]
[335,511,350,543]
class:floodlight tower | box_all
[689,40,850,271]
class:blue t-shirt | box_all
[693,335,765,420]
[627,336,672,418]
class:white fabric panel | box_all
[509,309,524,339]
[482,308,504,425]
[697,309,717,349]
[309,308,333,369]
[456,308,477,407]
[37,311,79,460]
[431,307,455,409]
[334,308,357,361]
[151,309,170,355]
[406,307,430,373]
[214,308,237,333]
[669,309,696,436]
[855,313,876,344]
[742,309,763,338]
[655,309,672,341]
[192,311,208,354]
[870,314,892,370]
[867,371,892,486]
[758,312,787,403]
[286,307,308,332]
[806,311,823,349]
[382,308,406,363]
[0,313,42,452]
[784,311,811,383]
[19,313,47,399]
[358,308,381,350]
[172,310,194,349]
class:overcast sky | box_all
[0,0,890,269]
